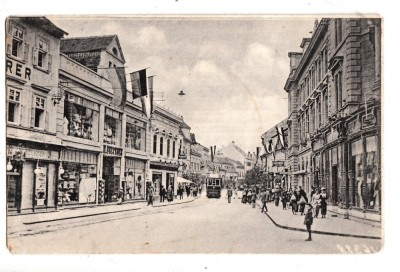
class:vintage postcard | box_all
[5,15,383,256]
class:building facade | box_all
[6,17,68,213]
[284,18,381,217]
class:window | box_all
[160,137,164,156]
[153,135,157,154]
[335,19,343,47]
[34,96,46,128]
[334,71,343,110]
[7,24,28,61]
[64,93,99,141]
[7,88,21,123]
[324,92,328,124]
[33,36,52,71]
[104,108,122,146]
[167,139,170,157]
[173,141,176,158]
[126,121,146,151]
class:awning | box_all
[177,176,193,184]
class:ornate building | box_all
[284,18,381,218]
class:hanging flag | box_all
[140,96,148,117]
[210,146,216,162]
[262,138,269,154]
[190,133,197,144]
[148,76,154,115]
[130,69,148,100]
[108,66,127,109]
[276,126,287,150]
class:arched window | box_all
[153,135,157,154]
[167,139,170,157]
[160,137,164,156]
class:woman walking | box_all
[290,193,298,214]
[312,189,322,218]
[320,187,328,218]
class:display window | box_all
[125,117,146,151]
[63,93,99,141]
[58,163,97,205]
[104,108,122,146]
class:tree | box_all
[182,172,204,185]
[244,166,264,187]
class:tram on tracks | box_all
[206,173,222,198]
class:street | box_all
[8,191,380,254]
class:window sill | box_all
[33,65,50,74]
[6,54,26,64]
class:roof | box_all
[61,35,115,53]
[261,119,288,140]
[61,35,126,63]
[180,121,191,129]
[16,17,68,38]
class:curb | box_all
[152,196,200,208]
[23,207,142,225]
[258,203,381,240]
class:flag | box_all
[276,126,287,150]
[130,69,147,100]
[148,76,154,115]
[140,96,148,117]
[190,133,197,144]
[108,67,127,109]
[210,146,216,162]
[262,138,269,154]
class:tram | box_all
[206,173,222,198]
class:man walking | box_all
[304,203,313,241]
[147,185,154,206]
[160,185,165,202]
[260,189,268,213]
[227,187,233,203]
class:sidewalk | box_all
[259,200,382,240]
[7,195,200,231]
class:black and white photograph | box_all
[1,0,399,271]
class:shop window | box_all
[33,95,46,128]
[7,88,21,123]
[33,37,52,71]
[104,109,122,146]
[153,135,157,154]
[58,163,97,205]
[365,136,379,210]
[7,24,28,61]
[126,120,146,151]
[64,94,99,141]
[351,139,363,208]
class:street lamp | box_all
[34,160,40,175]
[6,159,13,171]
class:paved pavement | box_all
[256,199,382,239]
[7,193,382,240]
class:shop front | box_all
[150,161,179,197]
[58,149,98,206]
[6,143,60,213]
[124,158,146,200]
[102,151,122,203]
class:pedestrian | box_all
[304,203,313,241]
[117,187,123,205]
[233,187,238,199]
[147,185,154,206]
[227,187,233,203]
[312,189,322,218]
[178,185,184,200]
[320,187,328,218]
[160,185,166,202]
[290,192,298,215]
[199,185,202,195]
[251,187,257,208]
[260,190,268,213]
[167,185,173,202]
[186,185,190,197]
[242,188,248,204]
[274,186,280,207]
[281,190,288,210]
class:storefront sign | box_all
[6,58,32,81]
[8,145,59,161]
[178,154,187,159]
[103,145,123,156]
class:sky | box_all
[48,16,316,152]
[50,16,316,153]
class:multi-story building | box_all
[217,141,253,174]
[260,119,289,189]
[149,104,185,196]
[6,17,67,213]
[59,35,150,204]
[284,18,381,218]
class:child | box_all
[304,203,313,241]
